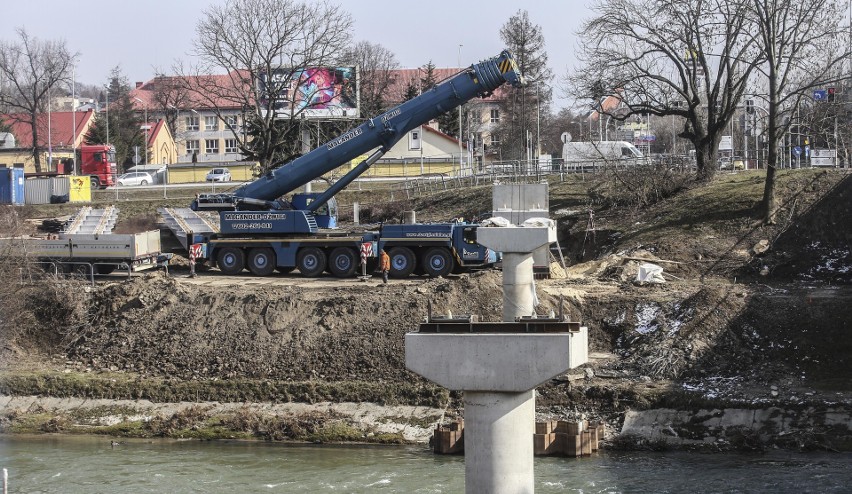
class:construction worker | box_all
[379,249,391,283]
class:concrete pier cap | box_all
[405,332,577,392]
[476,217,556,254]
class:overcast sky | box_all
[2,0,589,106]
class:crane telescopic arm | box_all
[193,50,524,211]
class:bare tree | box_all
[147,74,193,143]
[749,0,851,223]
[0,29,77,172]
[341,41,399,118]
[571,0,760,180]
[176,0,353,172]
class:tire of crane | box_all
[247,247,276,276]
[328,247,357,278]
[217,247,245,275]
[388,246,416,278]
[422,247,454,278]
[297,246,327,277]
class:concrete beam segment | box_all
[405,333,576,392]
[492,183,549,212]
[463,390,535,494]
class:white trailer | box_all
[0,230,163,275]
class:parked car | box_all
[116,171,154,186]
[206,168,232,182]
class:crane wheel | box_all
[247,247,276,276]
[328,247,357,278]
[297,247,326,277]
[422,247,454,278]
[388,246,416,278]
[217,247,245,275]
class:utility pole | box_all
[458,44,463,176]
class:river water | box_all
[2,435,850,493]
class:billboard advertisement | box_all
[258,66,359,119]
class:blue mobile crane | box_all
[161,50,524,278]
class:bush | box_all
[587,164,692,210]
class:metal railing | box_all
[21,260,133,286]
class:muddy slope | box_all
[61,272,508,381]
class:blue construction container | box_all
[0,166,25,205]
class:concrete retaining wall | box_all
[620,407,852,448]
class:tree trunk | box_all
[694,137,718,182]
[30,116,42,173]
[762,163,777,224]
[761,67,780,225]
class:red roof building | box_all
[2,109,96,149]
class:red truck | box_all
[26,144,117,188]
[79,144,117,188]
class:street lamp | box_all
[458,44,463,176]
[104,86,110,146]
[133,97,149,166]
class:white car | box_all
[116,171,154,186]
[206,168,232,182]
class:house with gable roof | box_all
[0,109,96,173]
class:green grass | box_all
[0,371,450,408]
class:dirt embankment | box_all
[1,169,851,450]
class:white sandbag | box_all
[636,263,665,283]
[481,216,512,227]
[521,217,555,228]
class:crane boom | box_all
[193,50,524,211]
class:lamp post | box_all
[134,97,149,166]
[458,44,463,176]
[104,86,110,146]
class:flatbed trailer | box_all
[0,230,163,275]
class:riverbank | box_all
[2,170,851,452]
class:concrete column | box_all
[464,390,535,494]
[502,252,535,321]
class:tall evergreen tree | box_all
[497,10,552,161]
[84,67,144,171]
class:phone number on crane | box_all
[230,223,273,230]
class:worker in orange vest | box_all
[379,249,391,283]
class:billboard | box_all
[258,66,359,119]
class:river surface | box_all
[2,435,851,493]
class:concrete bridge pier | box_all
[406,223,588,493]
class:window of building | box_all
[470,109,482,124]
[186,116,199,131]
[205,139,219,154]
[204,116,218,131]
[490,134,500,147]
[224,138,239,154]
[224,115,239,129]
[186,140,199,154]
[490,109,500,123]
